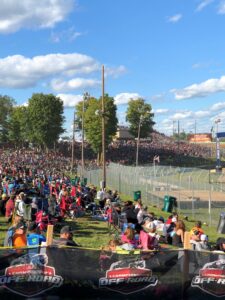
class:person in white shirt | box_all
[15,192,25,217]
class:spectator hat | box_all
[16,221,27,230]
[158,216,165,223]
[60,225,73,234]
[148,221,156,230]
[28,221,38,231]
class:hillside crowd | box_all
[58,131,214,166]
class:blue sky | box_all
[1,0,225,137]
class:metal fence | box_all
[78,163,225,227]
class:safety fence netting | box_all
[0,247,224,299]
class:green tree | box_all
[27,93,65,149]
[126,98,155,138]
[0,95,16,144]
[8,105,29,146]
[75,94,118,160]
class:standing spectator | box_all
[0,193,8,216]
[5,194,15,222]
[15,192,25,217]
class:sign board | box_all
[188,133,212,143]
[217,132,225,138]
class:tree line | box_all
[0,93,155,156]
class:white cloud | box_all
[194,110,210,118]
[114,93,141,105]
[51,78,101,91]
[0,0,75,34]
[196,0,214,12]
[0,53,100,88]
[153,108,169,114]
[167,14,182,23]
[57,93,83,107]
[117,111,127,125]
[151,93,166,102]
[50,26,84,43]
[172,75,225,100]
[105,65,127,78]
[171,111,193,120]
[218,1,225,14]
[211,101,225,111]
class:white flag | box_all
[153,155,160,163]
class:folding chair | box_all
[107,206,121,235]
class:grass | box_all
[0,214,114,249]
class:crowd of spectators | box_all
[56,131,214,167]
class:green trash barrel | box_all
[74,176,80,185]
[81,177,87,187]
[133,191,141,201]
[217,212,225,234]
[162,195,177,213]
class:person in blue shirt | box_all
[27,221,46,249]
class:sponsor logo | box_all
[99,259,158,294]
[192,259,225,297]
[0,253,63,297]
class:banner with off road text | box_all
[0,247,225,299]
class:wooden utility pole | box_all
[102,65,106,188]
[71,110,75,171]
[81,94,85,179]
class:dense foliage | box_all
[126,98,155,138]
[76,94,118,159]
[0,93,65,149]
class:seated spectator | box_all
[27,221,46,247]
[192,234,210,251]
[141,217,160,249]
[122,201,138,224]
[172,220,185,248]
[212,237,225,260]
[53,225,79,247]
[166,212,178,225]
[134,198,143,213]
[137,205,149,225]
[121,227,137,249]
[166,216,177,245]
[153,216,167,241]
[214,237,225,252]
[4,214,23,247]
[12,221,27,248]
[190,221,204,242]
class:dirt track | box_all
[150,190,225,202]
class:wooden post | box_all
[182,231,191,298]
[184,231,191,250]
[46,225,54,246]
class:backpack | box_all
[4,226,15,247]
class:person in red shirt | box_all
[5,194,15,222]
